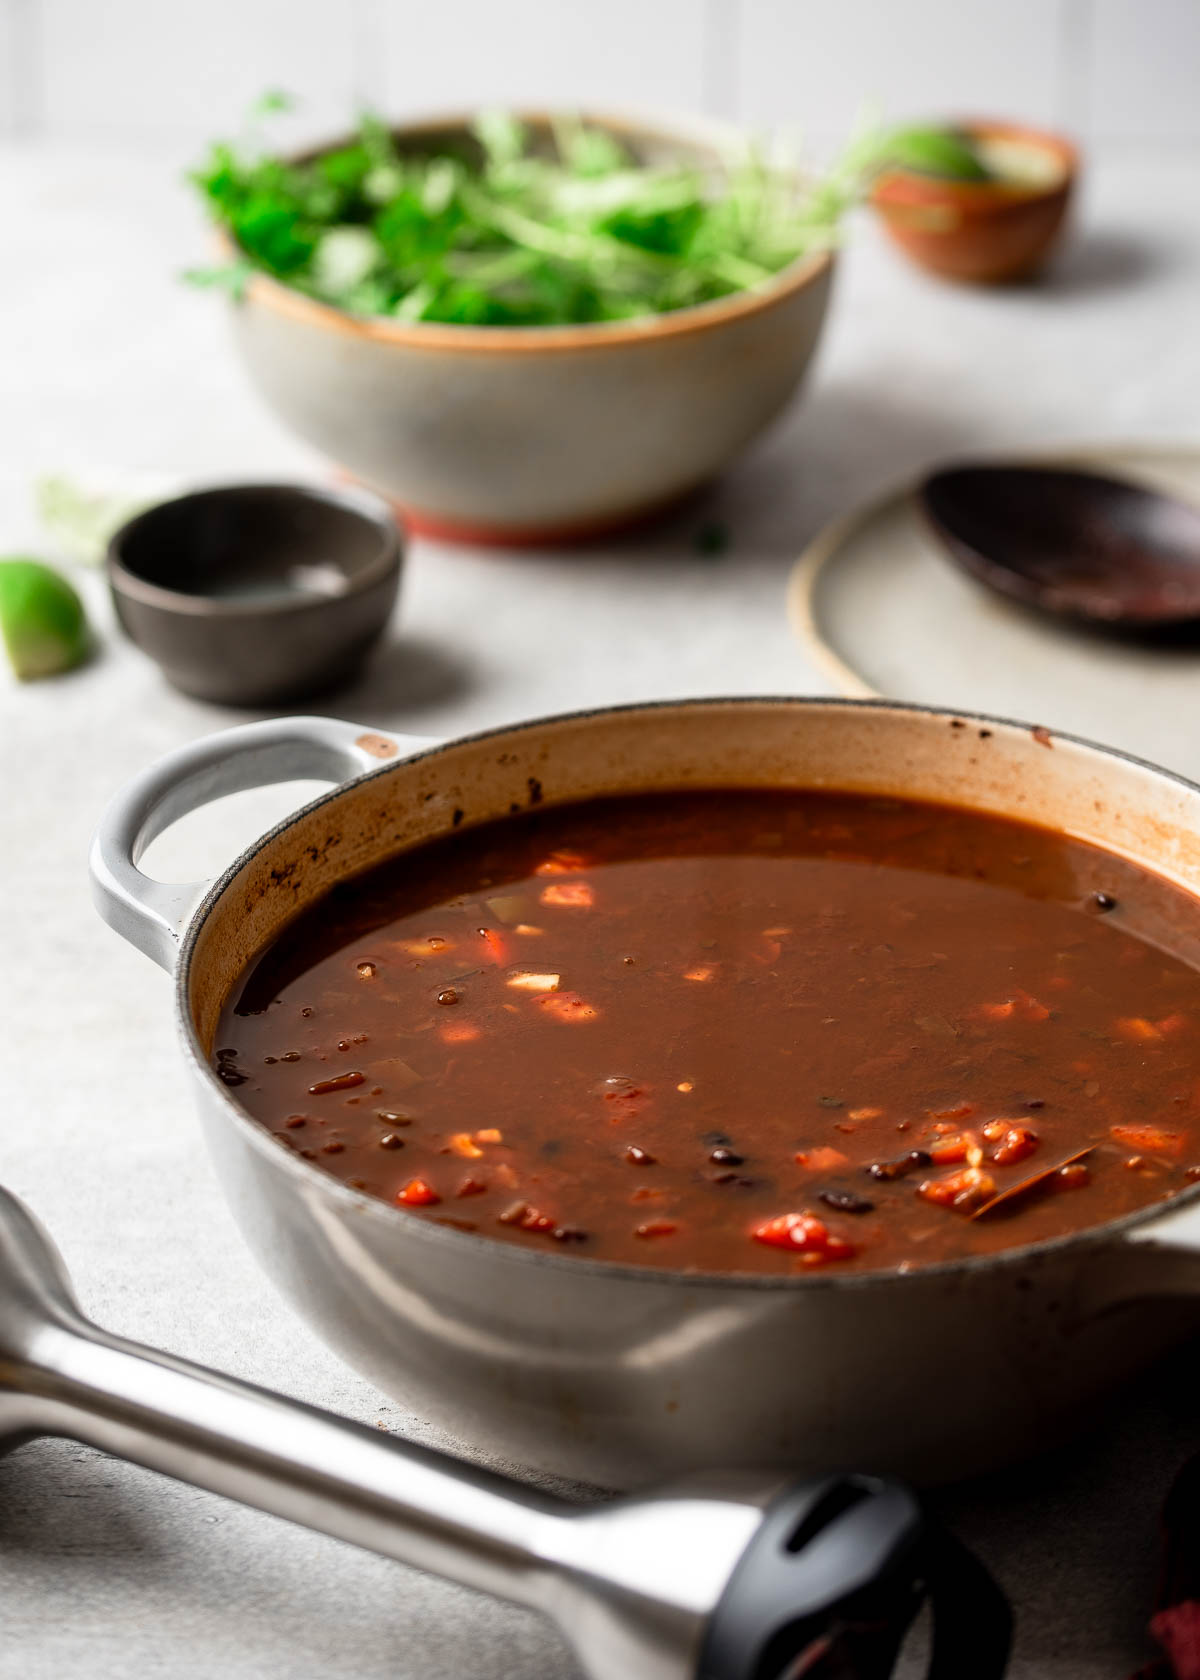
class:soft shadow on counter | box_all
[255,632,482,733]
[599,378,1009,571]
[0,1439,166,1567]
[1044,227,1177,298]
[923,1330,1200,1677]
[0,1437,572,1679]
[342,631,479,716]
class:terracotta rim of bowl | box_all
[223,107,836,355]
[871,119,1078,212]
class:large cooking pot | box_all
[90,699,1200,1491]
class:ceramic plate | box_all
[788,442,1200,781]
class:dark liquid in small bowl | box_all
[117,489,385,602]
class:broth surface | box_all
[214,791,1200,1273]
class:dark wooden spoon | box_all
[920,465,1200,635]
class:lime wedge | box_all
[0,557,91,680]
[883,126,992,182]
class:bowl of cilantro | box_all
[188,109,841,544]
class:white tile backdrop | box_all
[1,0,1198,148]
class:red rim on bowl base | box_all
[337,472,703,548]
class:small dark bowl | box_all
[108,484,402,706]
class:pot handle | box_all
[89,716,436,974]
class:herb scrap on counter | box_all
[693,520,731,557]
[186,105,853,328]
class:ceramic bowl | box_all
[223,113,835,545]
[108,483,402,706]
[870,120,1077,283]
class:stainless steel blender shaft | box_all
[0,1186,1010,1680]
[0,1184,771,1680]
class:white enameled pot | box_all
[90,699,1200,1490]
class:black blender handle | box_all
[698,1472,1012,1680]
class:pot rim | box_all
[226,107,835,355]
[175,693,1200,1293]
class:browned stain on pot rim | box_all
[356,733,399,758]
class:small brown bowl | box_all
[870,120,1077,283]
[108,484,402,706]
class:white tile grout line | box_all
[5,1,1198,151]
[1,0,17,136]
[1057,0,1095,138]
[352,0,387,115]
[7,0,42,136]
[703,0,740,119]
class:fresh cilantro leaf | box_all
[186,100,855,328]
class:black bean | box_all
[551,1226,588,1243]
[866,1149,932,1182]
[378,1133,406,1150]
[1089,891,1118,913]
[819,1188,875,1214]
[376,1110,412,1125]
[709,1146,744,1166]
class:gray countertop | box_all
[2,138,1199,1678]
